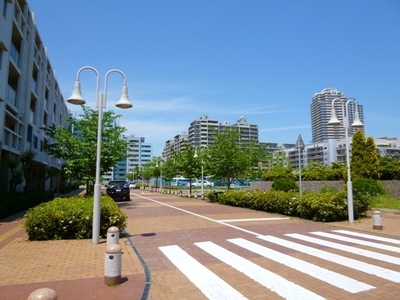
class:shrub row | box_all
[207,189,369,222]
[23,195,127,240]
[0,191,54,219]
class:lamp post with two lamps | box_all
[328,97,363,224]
[194,146,208,199]
[67,66,133,245]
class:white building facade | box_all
[103,134,153,182]
[163,115,259,157]
[284,137,400,170]
[0,0,70,192]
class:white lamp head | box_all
[328,108,341,125]
[115,85,133,109]
[351,111,364,128]
[67,80,85,105]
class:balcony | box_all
[3,127,21,153]
[10,44,21,68]
[31,79,38,95]
[28,110,35,124]
[6,85,18,107]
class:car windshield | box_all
[108,181,126,186]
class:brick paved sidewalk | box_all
[0,189,146,300]
[0,189,399,299]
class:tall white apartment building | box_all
[163,115,260,157]
[0,0,70,192]
[103,134,153,182]
[162,131,188,158]
[311,88,364,142]
[188,115,220,147]
[232,116,259,143]
[126,134,152,172]
[187,115,259,147]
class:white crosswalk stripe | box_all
[228,238,374,293]
[195,241,325,300]
[159,230,400,299]
[310,231,400,253]
[159,245,247,300]
[259,234,400,282]
[332,230,400,244]
[285,233,400,265]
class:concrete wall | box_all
[250,180,400,199]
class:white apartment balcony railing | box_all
[3,127,21,152]
[10,44,21,68]
[13,6,22,29]
[28,110,35,124]
[33,45,40,63]
[6,85,18,107]
[31,79,38,95]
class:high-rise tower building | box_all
[311,88,364,142]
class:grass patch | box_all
[370,194,400,210]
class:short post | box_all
[104,244,122,285]
[194,191,197,199]
[372,210,383,230]
[107,226,120,246]
[28,288,58,300]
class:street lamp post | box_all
[194,146,207,199]
[328,98,363,223]
[157,160,163,193]
[67,66,132,245]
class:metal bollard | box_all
[372,210,383,230]
[104,244,122,285]
[28,288,58,300]
[107,226,120,246]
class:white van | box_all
[171,177,190,187]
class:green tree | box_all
[364,137,380,179]
[20,150,36,192]
[175,145,201,195]
[7,150,37,192]
[379,156,400,180]
[262,165,296,181]
[33,166,60,192]
[126,166,140,181]
[43,106,128,194]
[328,162,345,180]
[162,154,179,191]
[351,130,380,179]
[142,161,155,184]
[301,160,329,181]
[7,157,23,192]
[207,128,266,189]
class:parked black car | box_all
[106,180,130,201]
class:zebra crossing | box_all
[159,229,400,299]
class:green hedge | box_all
[23,195,127,240]
[0,191,54,219]
[207,189,368,222]
[271,178,299,192]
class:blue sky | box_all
[28,0,400,156]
